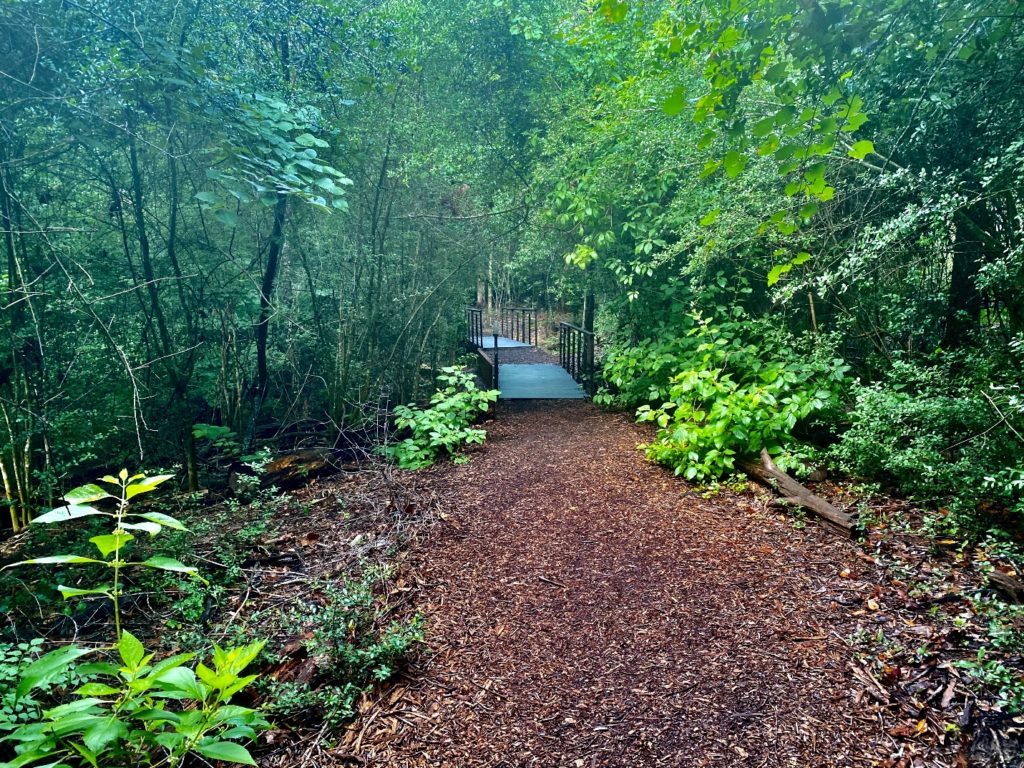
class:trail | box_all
[353,401,882,767]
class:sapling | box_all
[3,469,204,641]
[0,471,270,768]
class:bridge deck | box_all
[498,363,585,400]
[472,334,586,400]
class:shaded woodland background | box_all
[1,0,1023,539]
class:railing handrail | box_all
[466,307,484,348]
[558,321,593,337]
[558,320,595,396]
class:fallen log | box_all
[230,448,341,492]
[739,448,856,538]
[988,570,1024,603]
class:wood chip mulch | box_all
[333,401,905,767]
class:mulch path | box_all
[480,346,555,365]
[340,401,894,766]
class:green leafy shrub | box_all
[0,470,270,768]
[830,362,1024,523]
[601,316,848,481]
[386,367,499,469]
[594,315,702,410]
[0,640,45,734]
[3,632,269,768]
[192,424,241,456]
[264,571,422,728]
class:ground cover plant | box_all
[386,367,499,469]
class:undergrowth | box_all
[597,313,848,481]
[386,367,499,469]
[257,568,423,728]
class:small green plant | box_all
[955,648,1024,713]
[0,640,45,734]
[192,424,241,455]
[230,448,276,503]
[3,632,269,767]
[385,367,499,469]
[3,470,203,639]
[0,470,270,768]
[264,571,423,728]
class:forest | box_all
[1,0,1024,766]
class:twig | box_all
[537,575,567,589]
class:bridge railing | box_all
[466,307,484,348]
[558,321,595,395]
[498,307,537,346]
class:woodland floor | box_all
[332,400,907,767]
[230,352,1021,768]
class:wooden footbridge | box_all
[466,307,595,400]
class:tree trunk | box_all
[255,191,289,400]
[943,209,989,349]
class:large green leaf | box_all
[58,585,113,600]
[661,86,686,116]
[33,505,110,525]
[600,0,628,23]
[137,557,205,581]
[1,749,65,768]
[194,741,256,766]
[118,631,146,669]
[154,666,206,700]
[8,555,106,568]
[89,533,134,558]
[848,139,875,159]
[130,511,188,531]
[125,474,175,499]
[294,132,329,148]
[82,716,128,753]
[17,645,93,698]
[767,263,793,286]
[64,484,113,504]
[120,521,161,536]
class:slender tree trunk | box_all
[583,286,596,396]
[127,115,174,363]
[255,191,289,400]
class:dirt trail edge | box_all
[356,401,884,767]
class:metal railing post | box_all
[492,332,499,389]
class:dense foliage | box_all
[507,0,1024,536]
[0,0,537,520]
[386,367,499,469]
[3,0,1024,750]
